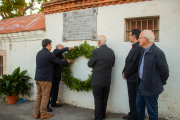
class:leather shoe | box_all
[41,113,54,119]
[34,113,40,119]
[123,116,130,119]
[46,107,53,112]
[51,104,62,107]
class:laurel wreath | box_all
[61,41,97,92]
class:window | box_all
[125,17,159,42]
[0,51,7,77]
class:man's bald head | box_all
[97,35,106,47]
[98,35,106,39]
[56,44,64,50]
[139,30,155,48]
[97,35,106,44]
[141,30,155,43]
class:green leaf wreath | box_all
[61,41,97,92]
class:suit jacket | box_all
[122,41,143,83]
[88,44,115,87]
[35,48,68,81]
[53,47,69,79]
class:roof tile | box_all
[0,13,45,34]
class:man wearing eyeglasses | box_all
[122,29,143,120]
[47,44,75,112]
[137,30,169,120]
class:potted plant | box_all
[0,67,33,104]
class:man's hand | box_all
[67,59,73,63]
[122,73,126,79]
[68,47,75,50]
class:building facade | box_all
[0,0,180,119]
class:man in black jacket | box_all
[34,39,73,119]
[88,35,115,120]
[137,30,169,120]
[47,44,75,111]
[122,29,143,120]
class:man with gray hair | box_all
[88,35,115,120]
[137,30,169,120]
[47,44,75,112]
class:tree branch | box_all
[23,0,35,15]
[1,13,6,19]
[23,4,34,15]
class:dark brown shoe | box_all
[41,113,54,119]
[34,113,40,119]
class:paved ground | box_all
[0,100,167,120]
[0,100,125,120]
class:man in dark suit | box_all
[137,30,169,120]
[88,35,115,120]
[122,29,143,120]
[34,39,73,119]
[47,44,75,112]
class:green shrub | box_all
[0,67,33,103]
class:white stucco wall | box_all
[45,0,180,119]
[0,30,45,100]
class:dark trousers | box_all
[47,78,60,107]
[93,86,110,120]
[136,89,159,120]
[127,82,137,120]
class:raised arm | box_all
[49,52,73,65]
[53,47,69,56]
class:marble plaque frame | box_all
[62,7,97,41]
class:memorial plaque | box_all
[62,7,97,41]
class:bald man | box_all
[47,44,74,112]
[137,30,169,120]
[88,35,115,120]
